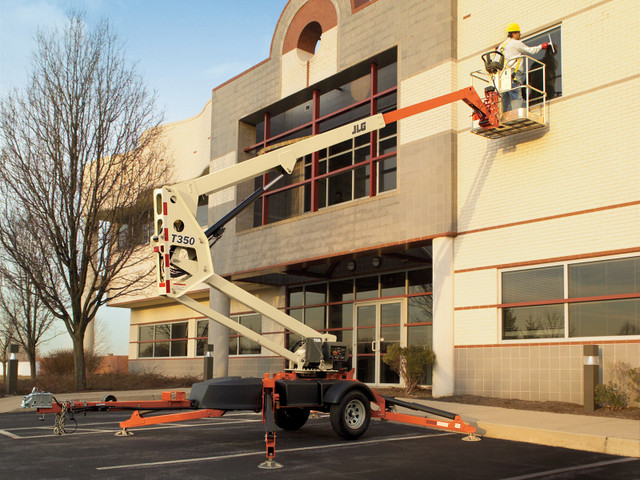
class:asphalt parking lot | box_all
[0,410,638,479]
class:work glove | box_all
[541,42,550,50]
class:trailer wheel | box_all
[330,390,370,440]
[274,407,310,431]
[100,394,117,410]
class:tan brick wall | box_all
[455,343,640,402]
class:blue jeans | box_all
[502,72,525,112]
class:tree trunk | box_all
[29,356,37,383]
[72,335,86,391]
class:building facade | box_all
[109,0,640,403]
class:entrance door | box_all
[355,301,401,385]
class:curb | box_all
[477,422,640,458]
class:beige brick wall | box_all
[457,0,605,60]
[309,27,339,86]
[455,204,640,273]
[452,0,640,395]
[456,81,640,234]
[399,61,458,145]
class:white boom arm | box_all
[151,85,498,371]
[152,113,386,370]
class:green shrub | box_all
[383,344,435,396]
[595,383,629,410]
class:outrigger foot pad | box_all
[115,428,134,437]
[462,433,481,442]
[258,459,283,469]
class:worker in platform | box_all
[499,23,550,112]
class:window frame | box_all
[286,267,433,351]
[196,319,210,357]
[228,313,263,356]
[521,25,563,103]
[243,60,398,227]
[137,320,189,358]
[499,254,640,342]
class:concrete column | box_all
[209,287,230,378]
[84,319,95,352]
[432,236,455,397]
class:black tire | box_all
[329,390,371,440]
[274,407,310,431]
[100,394,117,410]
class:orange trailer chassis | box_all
[34,373,477,468]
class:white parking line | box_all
[2,417,263,440]
[498,457,639,480]
[97,432,456,471]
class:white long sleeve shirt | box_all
[498,38,542,73]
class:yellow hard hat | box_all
[507,23,520,33]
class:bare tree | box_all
[0,15,168,389]
[0,315,14,383]
[0,269,55,382]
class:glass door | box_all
[355,301,401,385]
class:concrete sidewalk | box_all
[2,389,638,458]
[395,397,640,458]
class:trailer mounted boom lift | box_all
[24,75,531,468]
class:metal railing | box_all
[471,54,546,116]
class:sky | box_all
[0,0,289,355]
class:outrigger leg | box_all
[258,376,283,470]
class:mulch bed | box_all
[375,387,640,420]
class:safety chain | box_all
[53,403,78,435]
[53,403,67,435]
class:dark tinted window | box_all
[569,257,640,298]
[570,299,640,337]
[503,305,565,339]
[524,26,562,102]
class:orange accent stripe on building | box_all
[455,339,640,349]
[129,355,283,361]
[457,200,640,237]
[454,247,640,274]
[455,292,640,311]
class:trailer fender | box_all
[323,381,375,406]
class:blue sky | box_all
[0,0,289,354]
[1,0,289,123]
